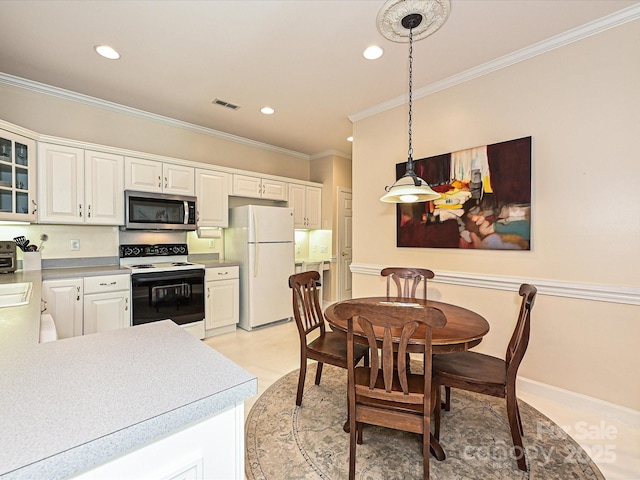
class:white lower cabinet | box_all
[83,275,130,335]
[205,266,239,337]
[41,278,83,339]
[42,274,131,339]
[69,402,245,480]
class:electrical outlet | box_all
[295,245,301,255]
[209,240,216,248]
[319,245,328,253]
[70,239,80,251]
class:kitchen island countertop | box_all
[0,271,256,479]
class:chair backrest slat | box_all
[381,267,434,300]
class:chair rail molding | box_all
[349,263,640,306]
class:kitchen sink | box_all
[0,282,33,307]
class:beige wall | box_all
[0,83,310,180]
[351,21,640,410]
[310,153,353,302]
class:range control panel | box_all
[119,243,188,258]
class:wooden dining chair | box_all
[381,267,435,299]
[289,271,369,406]
[433,283,537,472]
[335,300,447,480]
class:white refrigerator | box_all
[225,205,295,330]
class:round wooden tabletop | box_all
[324,297,490,354]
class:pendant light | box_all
[378,0,450,204]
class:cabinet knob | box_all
[88,205,91,218]
[158,176,162,187]
[207,287,210,299]
[79,204,83,217]
[31,200,38,215]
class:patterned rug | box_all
[246,364,604,480]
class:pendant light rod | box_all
[379,4,447,204]
[405,16,419,185]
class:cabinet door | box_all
[261,178,288,201]
[305,186,322,229]
[85,150,124,225]
[288,183,306,229]
[0,129,36,221]
[125,157,163,193]
[196,169,229,227]
[42,278,83,339]
[232,174,262,198]
[163,163,195,195]
[205,279,239,330]
[84,291,130,335]
[38,143,85,223]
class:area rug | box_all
[245,364,604,480]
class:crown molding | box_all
[349,4,640,123]
[310,149,352,161]
[0,72,311,161]
[349,263,640,306]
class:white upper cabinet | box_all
[125,157,195,196]
[288,183,322,229]
[0,129,37,222]
[195,168,229,228]
[84,151,125,224]
[232,174,287,201]
[38,143,124,225]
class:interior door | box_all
[338,188,352,300]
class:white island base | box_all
[70,402,244,479]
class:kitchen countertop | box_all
[0,271,257,479]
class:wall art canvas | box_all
[397,136,531,250]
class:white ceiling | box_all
[1,0,638,158]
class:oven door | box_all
[130,269,205,326]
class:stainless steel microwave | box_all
[124,191,197,230]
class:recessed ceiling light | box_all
[94,45,120,60]
[347,136,353,142]
[261,107,275,115]
[363,45,383,60]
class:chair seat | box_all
[433,351,507,388]
[308,330,369,364]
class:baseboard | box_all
[517,376,640,428]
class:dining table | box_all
[324,296,490,461]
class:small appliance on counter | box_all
[0,241,17,273]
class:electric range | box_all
[120,243,205,339]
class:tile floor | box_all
[205,320,639,480]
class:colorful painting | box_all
[397,136,531,250]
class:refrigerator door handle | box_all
[253,208,259,277]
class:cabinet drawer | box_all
[206,266,239,280]
[84,274,130,294]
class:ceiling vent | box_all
[212,98,241,110]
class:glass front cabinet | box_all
[0,129,36,221]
